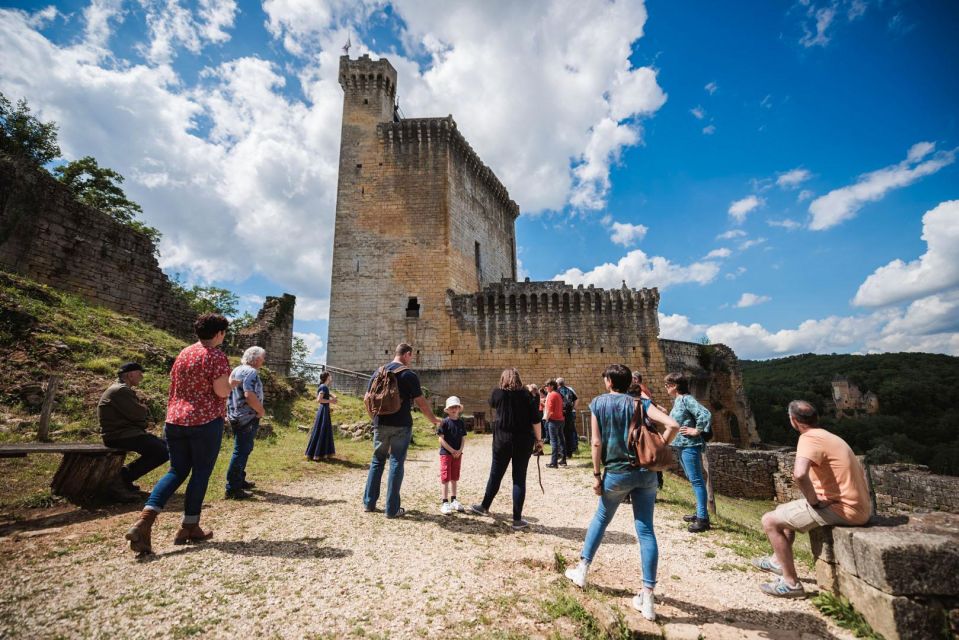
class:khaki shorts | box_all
[773,499,850,533]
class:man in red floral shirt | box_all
[125,313,232,555]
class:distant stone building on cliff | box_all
[831,376,879,418]
[326,54,758,446]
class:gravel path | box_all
[0,436,855,639]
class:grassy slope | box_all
[0,270,436,514]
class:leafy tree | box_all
[0,92,60,167]
[171,275,239,317]
[53,156,162,248]
[290,336,312,378]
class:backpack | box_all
[364,365,409,417]
[559,387,576,414]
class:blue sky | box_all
[1,0,957,361]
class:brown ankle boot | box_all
[125,509,158,554]
[173,523,214,545]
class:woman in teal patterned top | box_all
[665,372,712,532]
[564,364,679,622]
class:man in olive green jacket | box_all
[98,363,168,492]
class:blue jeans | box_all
[363,426,412,516]
[547,420,566,465]
[581,468,659,588]
[225,417,259,492]
[675,445,708,519]
[145,418,224,524]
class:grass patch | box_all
[657,473,814,568]
[812,591,885,639]
[713,562,749,572]
[542,591,605,640]
[553,550,568,573]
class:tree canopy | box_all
[741,352,959,475]
[0,92,60,167]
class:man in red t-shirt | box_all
[544,379,567,468]
[125,313,232,555]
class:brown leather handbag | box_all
[627,398,674,471]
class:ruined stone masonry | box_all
[235,294,296,375]
[326,54,758,446]
[0,154,296,356]
[0,154,195,337]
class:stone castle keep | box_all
[327,54,758,445]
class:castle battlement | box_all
[447,280,659,318]
[378,116,519,218]
[338,54,396,99]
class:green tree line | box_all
[741,352,959,475]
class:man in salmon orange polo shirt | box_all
[753,400,872,598]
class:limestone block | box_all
[838,569,946,640]
[831,526,858,574]
[815,558,839,593]
[850,528,959,596]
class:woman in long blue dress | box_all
[305,372,337,460]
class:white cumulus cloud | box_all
[736,292,771,308]
[0,0,669,313]
[704,248,731,259]
[294,331,326,363]
[767,218,801,230]
[808,141,956,230]
[690,106,705,120]
[608,221,648,247]
[776,168,811,189]
[554,249,720,290]
[728,195,764,223]
[704,81,717,95]
[702,124,716,135]
[853,200,959,307]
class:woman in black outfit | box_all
[471,368,544,530]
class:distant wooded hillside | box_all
[741,353,959,475]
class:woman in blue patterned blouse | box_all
[664,372,713,532]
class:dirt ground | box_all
[0,435,855,639]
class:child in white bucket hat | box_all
[438,395,467,514]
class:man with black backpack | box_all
[557,377,579,458]
[363,343,441,518]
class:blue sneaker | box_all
[760,577,805,598]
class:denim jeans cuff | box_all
[144,505,161,513]
[181,514,200,525]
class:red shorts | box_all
[440,454,462,482]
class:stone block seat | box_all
[0,443,130,505]
[810,512,959,640]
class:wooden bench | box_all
[0,443,130,505]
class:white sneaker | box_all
[632,591,656,621]
[564,560,589,588]
[451,498,465,512]
[440,501,452,515]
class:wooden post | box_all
[702,445,717,516]
[37,375,59,442]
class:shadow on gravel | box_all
[536,525,637,545]
[655,595,843,639]
[147,537,353,560]
[310,457,366,470]
[251,490,347,508]
[404,511,509,537]
[0,496,186,537]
